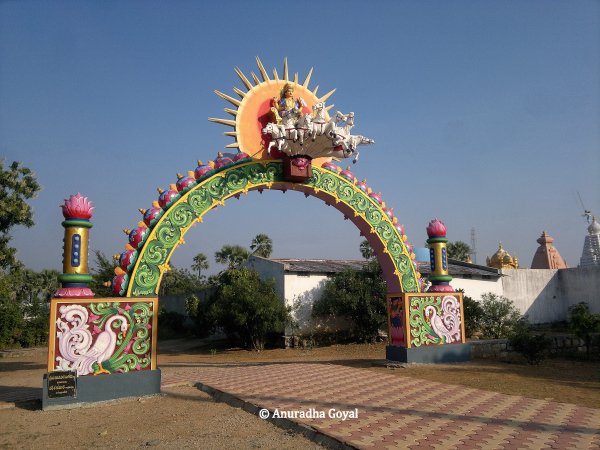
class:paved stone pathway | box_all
[163,362,600,450]
[2,362,599,448]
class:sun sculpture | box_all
[209,56,374,180]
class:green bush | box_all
[185,294,214,338]
[462,295,483,338]
[209,268,289,351]
[509,317,551,364]
[312,260,386,343]
[157,308,187,339]
[568,302,600,358]
[0,269,53,349]
[478,293,521,339]
[0,297,24,349]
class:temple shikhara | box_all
[530,231,568,269]
[580,216,600,268]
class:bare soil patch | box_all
[1,339,598,449]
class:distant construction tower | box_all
[470,227,477,264]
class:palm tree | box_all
[446,241,472,262]
[250,233,273,258]
[360,240,375,260]
[191,253,209,277]
[215,245,250,269]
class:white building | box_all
[245,255,600,336]
[245,255,504,338]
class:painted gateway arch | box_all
[113,159,421,297]
[43,58,469,409]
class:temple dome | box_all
[531,231,568,269]
[588,216,600,235]
[486,243,519,269]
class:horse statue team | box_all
[262,83,374,163]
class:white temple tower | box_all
[580,216,600,268]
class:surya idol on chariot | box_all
[209,57,374,181]
[263,82,374,164]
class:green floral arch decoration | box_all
[114,159,421,297]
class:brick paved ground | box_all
[163,362,600,450]
[2,362,599,449]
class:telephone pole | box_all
[470,227,477,264]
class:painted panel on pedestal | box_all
[49,298,158,375]
[387,295,405,347]
[406,293,465,347]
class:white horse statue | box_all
[262,100,374,162]
[295,113,313,145]
[340,134,375,163]
[280,111,298,143]
[262,122,286,155]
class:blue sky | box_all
[1,1,599,275]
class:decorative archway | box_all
[113,158,421,297]
[44,58,470,409]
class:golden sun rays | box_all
[208,57,336,160]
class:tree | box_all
[509,317,551,365]
[446,241,472,262]
[568,302,600,358]
[191,253,209,278]
[0,267,58,349]
[359,239,375,260]
[0,160,41,269]
[462,294,484,338]
[478,293,522,339]
[250,233,273,258]
[158,266,206,296]
[215,244,250,269]
[312,260,387,343]
[90,250,116,297]
[209,268,289,351]
[0,272,25,348]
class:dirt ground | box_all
[1,340,599,449]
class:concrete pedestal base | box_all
[386,344,471,363]
[42,369,161,410]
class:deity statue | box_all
[278,83,306,125]
[269,97,282,124]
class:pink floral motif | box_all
[92,325,102,334]
[124,336,138,354]
[54,287,95,298]
[291,157,310,169]
[61,193,94,219]
[426,218,447,238]
[87,313,100,323]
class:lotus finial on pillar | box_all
[426,218,454,292]
[54,193,95,298]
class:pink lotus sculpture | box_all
[426,218,447,238]
[61,193,94,219]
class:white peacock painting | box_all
[424,296,462,344]
[55,302,153,376]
